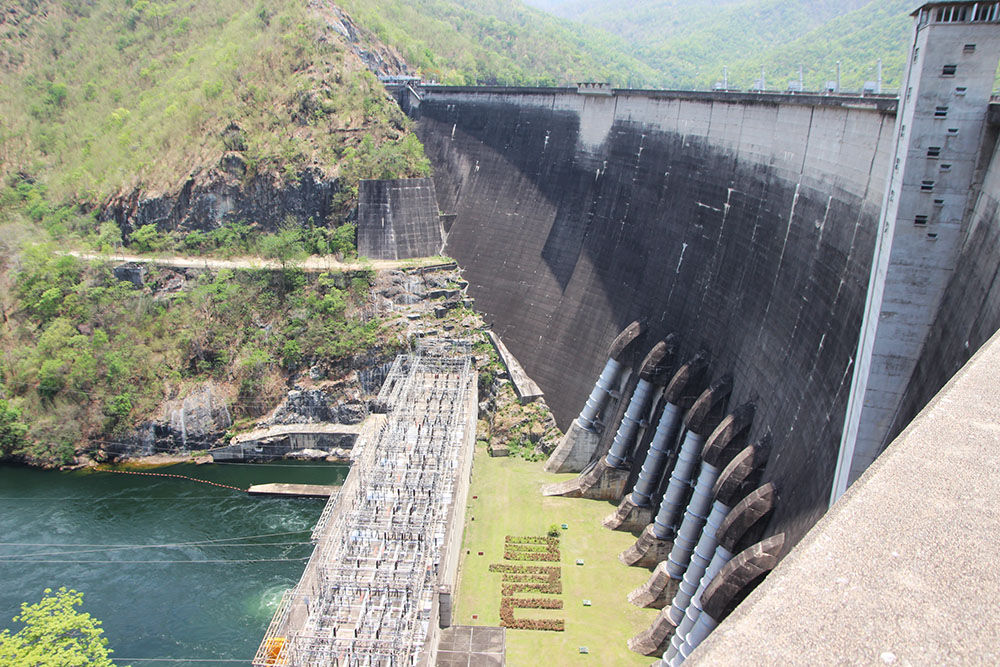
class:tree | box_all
[258,226,306,268]
[130,224,167,253]
[0,587,115,666]
[0,398,28,459]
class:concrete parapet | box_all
[620,523,674,568]
[602,495,655,532]
[543,421,600,473]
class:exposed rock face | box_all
[103,383,232,458]
[164,383,233,448]
[308,0,411,78]
[112,262,147,287]
[102,165,338,238]
[268,387,369,426]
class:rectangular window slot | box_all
[927,233,939,240]
[921,180,935,191]
[942,64,958,76]
[955,86,968,96]
[938,6,969,21]
[914,215,929,226]
[934,198,945,206]
[935,106,949,118]
[927,146,942,158]
[947,128,960,136]
[964,44,977,53]
[975,4,998,21]
[940,163,953,172]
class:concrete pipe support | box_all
[666,498,729,624]
[672,613,719,664]
[665,461,721,579]
[630,402,684,506]
[605,377,658,468]
[577,357,625,432]
[652,429,706,539]
[665,544,734,662]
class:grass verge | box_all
[453,442,657,666]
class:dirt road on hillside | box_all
[65,250,451,272]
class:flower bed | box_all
[490,535,565,631]
[489,564,561,583]
[505,536,559,546]
[499,597,565,631]
[503,550,560,561]
[502,582,562,595]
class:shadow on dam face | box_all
[414,91,896,546]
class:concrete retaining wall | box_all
[357,177,443,259]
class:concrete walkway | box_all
[692,328,1000,665]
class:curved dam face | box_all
[412,88,897,545]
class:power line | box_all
[0,542,311,560]
[0,529,310,544]
[0,530,315,559]
[210,461,349,468]
[0,557,310,564]
[0,541,310,548]
[110,660,253,663]
[0,496,239,501]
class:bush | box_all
[130,224,169,252]
[330,222,356,257]
[0,399,28,459]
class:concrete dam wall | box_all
[412,87,900,546]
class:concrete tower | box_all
[834,2,1000,501]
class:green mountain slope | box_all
[333,0,663,86]
[524,0,915,91]
[0,0,428,233]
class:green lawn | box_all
[453,443,658,666]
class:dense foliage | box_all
[0,245,399,465]
[0,588,115,666]
[527,0,913,91]
[334,0,661,86]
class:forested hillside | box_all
[0,0,429,245]
[525,0,914,91]
[0,0,431,465]
[333,0,661,86]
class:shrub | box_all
[130,224,168,252]
[0,399,28,459]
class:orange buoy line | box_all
[94,467,247,492]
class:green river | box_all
[0,461,349,666]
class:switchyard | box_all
[254,352,477,666]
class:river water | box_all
[0,462,349,666]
